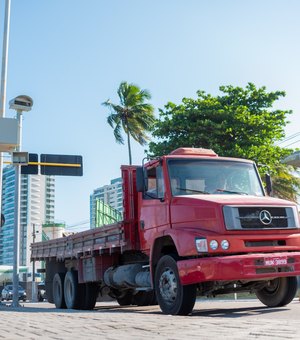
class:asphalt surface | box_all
[1,298,300,339]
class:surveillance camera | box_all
[9,95,33,112]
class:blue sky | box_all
[1,0,300,227]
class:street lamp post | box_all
[31,223,39,302]
[0,0,11,230]
[9,95,33,307]
[12,109,23,307]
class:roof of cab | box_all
[169,147,218,157]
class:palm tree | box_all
[271,164,300,202]
[102,81,155,165]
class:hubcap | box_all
[265,279,280,293]
[159,267,178,304]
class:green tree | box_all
[103,81,155,165]
[148,83,300,201]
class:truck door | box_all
[139,165,169,252]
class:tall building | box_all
[90,177,123,228]
[0,166,55,268]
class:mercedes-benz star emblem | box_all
[259,210,272,225]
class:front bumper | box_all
[7,293,26,300]
[177,251,300,285]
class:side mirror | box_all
[265,173,273,196]
[136,167,148,192]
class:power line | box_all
[277,132,300,145]
[284,139,300,148]
[66,219,90,229]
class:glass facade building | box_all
[0,166,55,268]
[94,200,122,227]
[90,177,123,228]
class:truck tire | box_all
[80,283,99,310]
[155,255,197,315]
[53,273,66,309]
[133,291,157,306]
[116,291,134,306]
[255,276,298,307]
[64,270,81,309]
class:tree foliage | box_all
[103,81,155,165]
[148,83,300,201]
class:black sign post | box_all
[21,153,39,175]
[19,153,83,176]
[40,154,83,176]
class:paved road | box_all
[1,298,300,339]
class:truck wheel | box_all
[116,291,133,306]
[80,283,99,310]
[53,273,66,309]
[64,270,81,309]
[133,291,157,306]
[255,277,298,307]
[155,255,197,315]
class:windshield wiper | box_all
[176,187,209,194]
[215,189,248,195]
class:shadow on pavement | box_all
[191,305,288,318]
[0,301,291,318]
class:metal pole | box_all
[0,0,11,220]
[32,223,36,302]
[12,109,22,307]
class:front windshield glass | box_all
[168,159,264,196]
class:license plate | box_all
[264,257,287,266]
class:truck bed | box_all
[31,222,133,261]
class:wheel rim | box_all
[264,279,280,294]
[159,266,178,305]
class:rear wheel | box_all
[53,273,66,309]
[64,270,81,309]
[116,291,133,306]
[133,291,157,306]
[255,277,298,307]
[155,255,197,315]
[79,283,99,310]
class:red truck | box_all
[31,148,300,315]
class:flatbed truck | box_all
[31,148,300,315]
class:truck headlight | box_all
[209,240,218,250]
[221,239,230,250]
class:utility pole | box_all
[32,223,37,302]
[0,0,11,227]
[12,109,22,307]
[9,96,33,307]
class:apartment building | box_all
[0,166,55,268]
[90,177,123,228]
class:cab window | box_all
[144,166,165,200]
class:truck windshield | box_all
[168,159,264,197]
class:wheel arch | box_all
[151,235,179,276]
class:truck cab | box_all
[136,148,300,315]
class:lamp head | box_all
[9,95,33,112]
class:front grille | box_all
[223,205,298,230]
[238,207,288,229]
